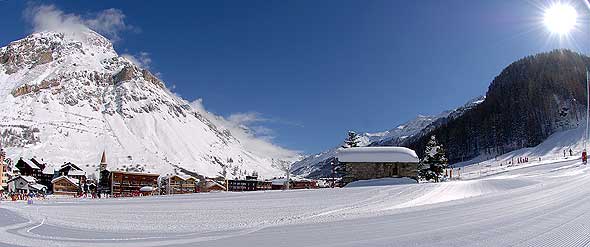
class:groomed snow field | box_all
[2,159,590,246]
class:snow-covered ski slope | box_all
[454,125,587,180]
[2,158,590,246]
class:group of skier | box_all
[563,148,587,165]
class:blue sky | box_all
[2,0,590,154]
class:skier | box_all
[583,150,588,165]
[570,149,573,156]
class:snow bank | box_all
[336,147,419,163]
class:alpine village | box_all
[0,129,460,201]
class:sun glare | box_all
[544,3,578,35]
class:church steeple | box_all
[99,151,107,171]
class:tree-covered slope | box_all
[404,49,589,163]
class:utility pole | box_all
[586,69,589,154]
[285,168,290,190]
[330,160,335,188]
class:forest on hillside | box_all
[403,49,590,163]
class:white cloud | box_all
[24,4,134,42]
[228,112,268,125]
[122,52,152,69]
[189,99,300,162]
[85,8,132,42]
[227,112,276,139]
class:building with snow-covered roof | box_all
[58,162,87,184]
[204,179,226,192]
[51,175,80,195]
[15,158,42,178]
[161,174,199,194]
[110,170,160,197]
[38,161,57,191]
[336,147,420,184]
[7,175,47,194]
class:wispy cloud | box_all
[226,111,303,140]
[228,112,268,125]
[190,99,301,161]
[24,4,136,42]
[228,111,303,132]
[122,51,152,69]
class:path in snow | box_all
[1,160,590,246]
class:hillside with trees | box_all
[401,49,590,163]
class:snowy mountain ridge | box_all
[0,30,299,179]
[291,96,485,178]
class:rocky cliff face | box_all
[0,30,298,178]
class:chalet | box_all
[203,179,226,192]
[110,171,159,197]
[291,179,319,189]
[58,162,87,184]
[51,176,80,195]
[336,147,420,185]
[162,174,199,194]
[7,175,47,194]
[15,158,42,178]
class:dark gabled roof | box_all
[60,162,83,173]
[16,158,40,170]
[30,158,46,170]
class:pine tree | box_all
[418,135,448,182]
[342,131,361,148]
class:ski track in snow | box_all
[2,160,590,246]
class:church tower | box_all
[99,151,107,171]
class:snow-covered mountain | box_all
[0,30,299,179]
[367,114,449,146]
[291,96,485,178]
[375,95,485,147]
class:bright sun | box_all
[544,3,578,35]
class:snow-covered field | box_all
[2,159,590,246]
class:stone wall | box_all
[343,162,418,184]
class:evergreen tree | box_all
[418,135,448,182]
[342,131,361,148]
